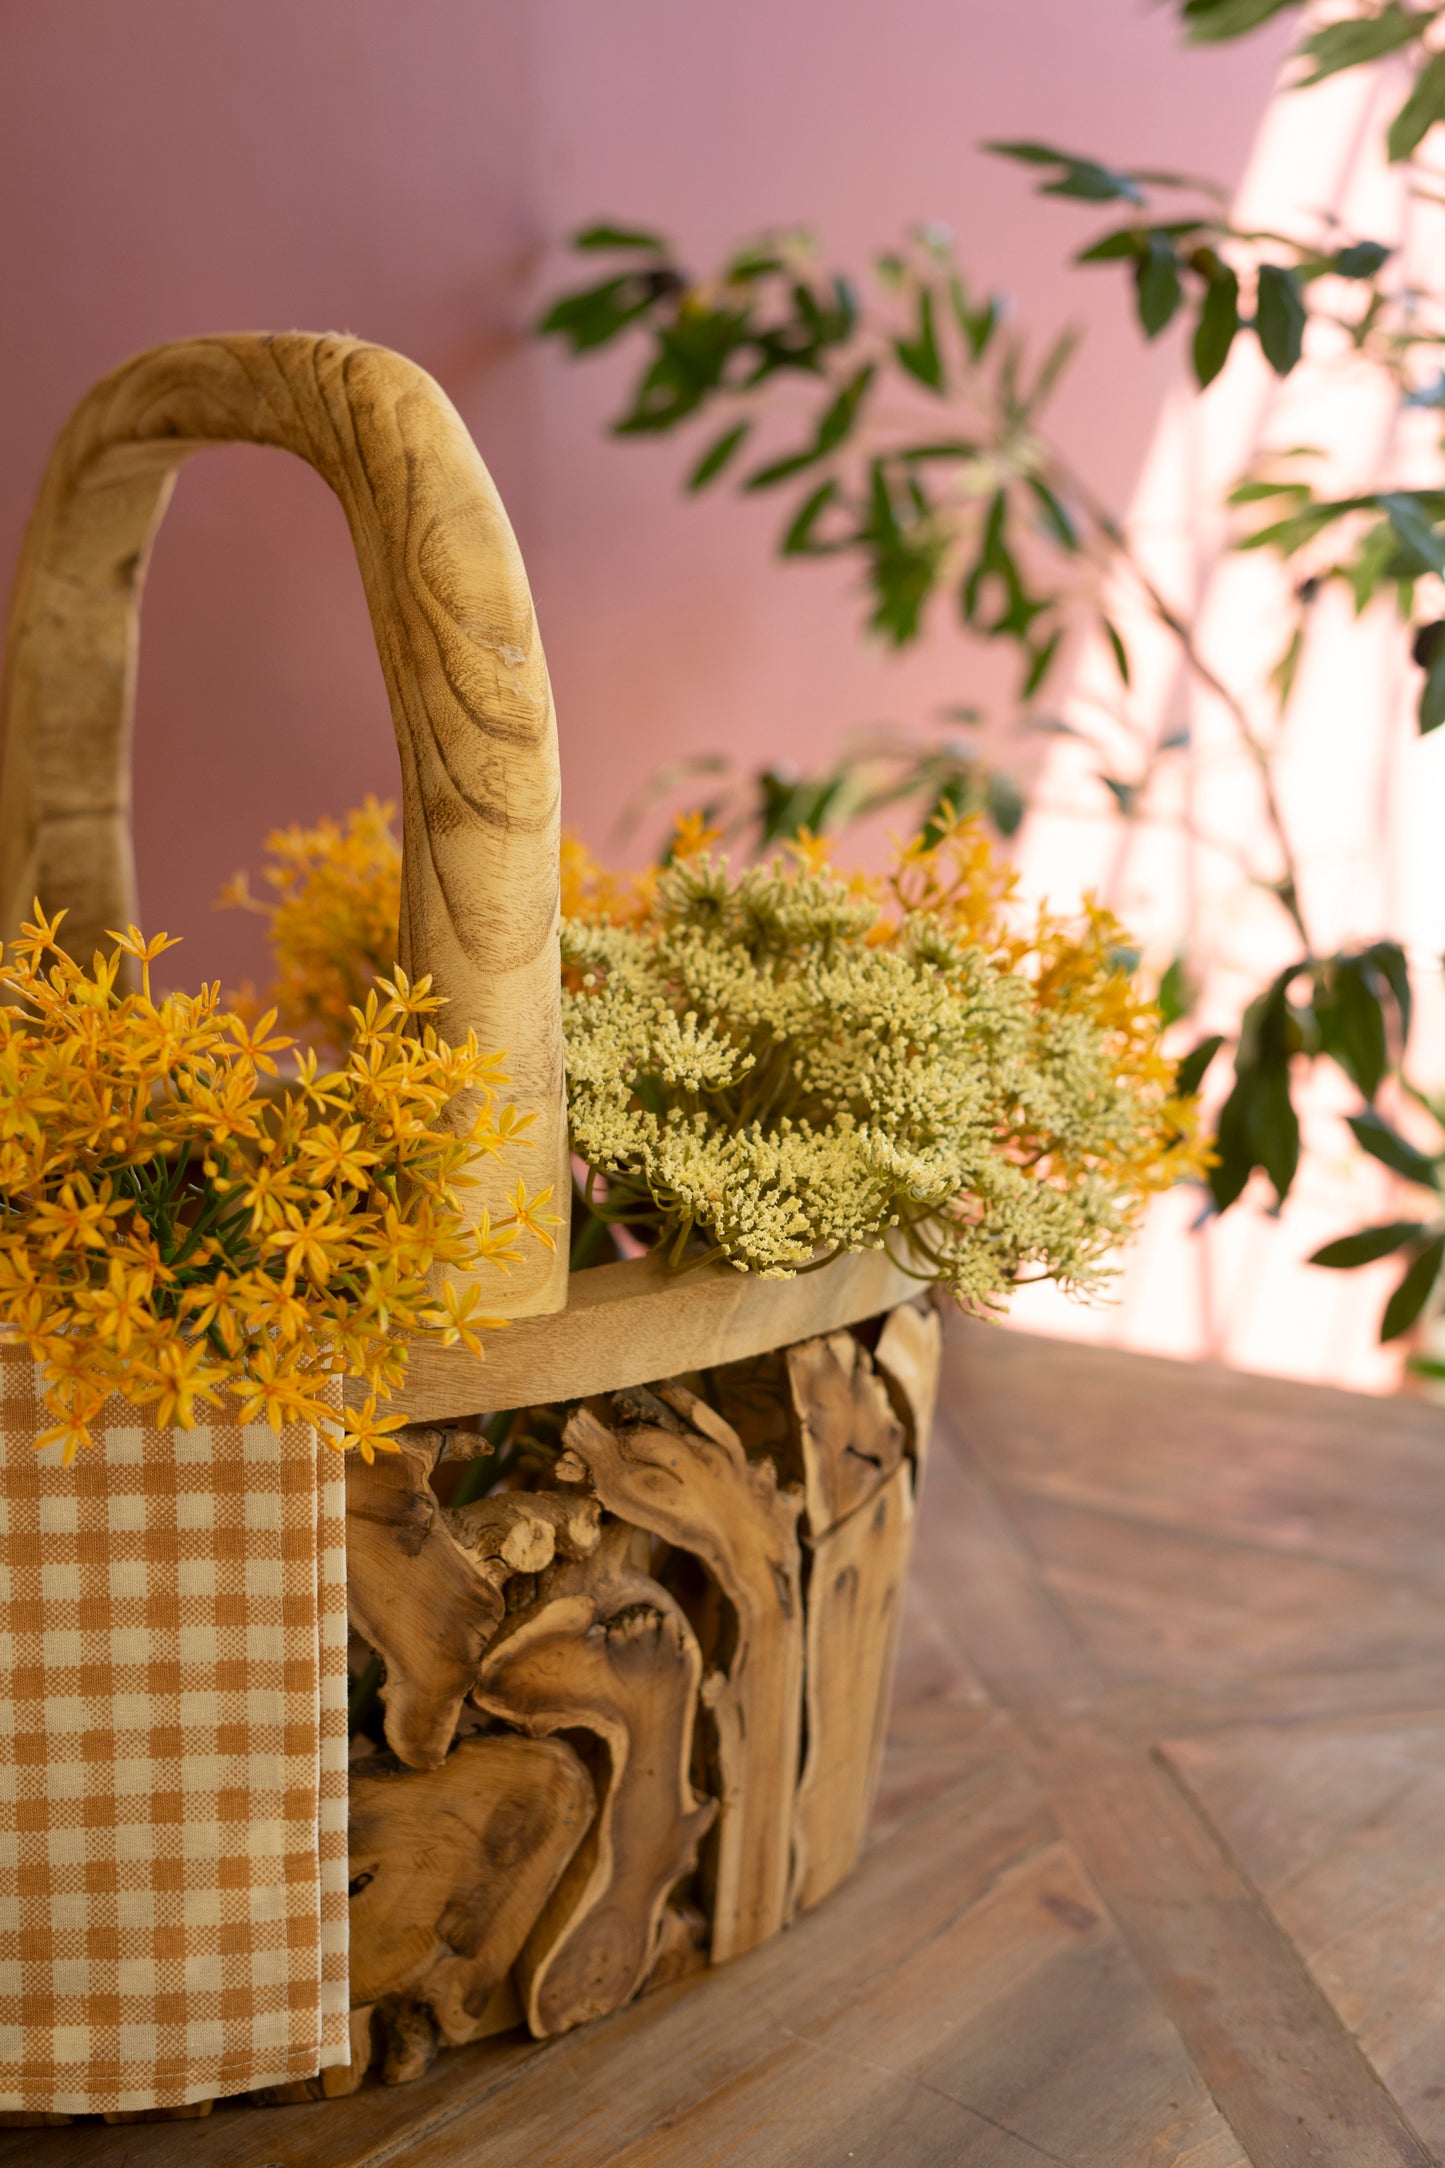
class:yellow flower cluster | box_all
[219,795,1201,1310]
[0,908,546,1462]
[563,817,1203,1304]
[219,796,403,1054]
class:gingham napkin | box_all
[0,1343,349,2114]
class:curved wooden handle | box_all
[0,332,569,1315]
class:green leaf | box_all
[1208,1071,1257,1211]
[1101,615,1132,686]
[781,478,840,554]
[1347,1108,1442,1189]
[1026,476,1079,551]
[723,243,787,282]
[1269,622,1305,708]
[1331,239,1393,279]
[1387,49,1445,161]
[986,770,1027,836]
[1076,219,1206,265]
[1380,491,1445,576]
[1255,263,1307,375]
[1021,328,1080,419]
[1193,263,1240,385]
[613,306,751,431]
[1023,629,1063,696]
[537,274,664,352]
[746,448,825,491]
[1181,0,1296,41]
[1417,636,1445,733]
[1309,1221,1429,1269]
[950,277,1001,359]
[985,140,1146,206]
[573,221,668,252]
[894,289,944,391]
[1298,8,1426,86]
[1135,233,1185,337]
[1228,477,1313,504]
[1251,1055,1301,1202]
[1157,958,1195,1030]
[1381,1233,1445,1340]
[1313,956,1388,1098]
[686,420,752,491]
[817,364,877,453]
[1360,938,1413,1051]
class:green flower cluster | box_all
[562,849,1192,1306]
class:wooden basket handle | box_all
[0,332,569,1316]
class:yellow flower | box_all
[297,1122,379,1189]
[338,1393,408,1464]
[30,1179,115,1257]
[501,1180,560,1253]
[0,909,538,1459]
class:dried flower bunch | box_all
[0,907,548,1461]
[562,819,1201,1301]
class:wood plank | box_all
[382,1245,921,1419]
[913,1370,1437,2168]
[603,1841,1249,2168]
[1044,1727,1434,2168]
[1166,1715,1445,2159]
[948,1321,1445,1592]
[999,1487,1445,1688]
[374,1758,1067,2168]
[791,1463,914,1911]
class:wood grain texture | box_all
[347,1736,594,2052]
[561,1387,805,1965]
[0,332,568,1312]
[785,1329,906,1535]
[1166,1715,1445,2158]
[345,1426,508,1770]
[11,1319,1443,2166]
[874,1298,942,1474]
[790,1461,914,1914]
[472,1529,715,2037]
[382,1242,922,1420]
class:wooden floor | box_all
[13,1319,1445,2167]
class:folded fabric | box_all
[0,1344,349,2114]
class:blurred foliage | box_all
[541,219,1084,679]
[613,718,1025,868]
[989,141,1394,389]
[536,23,1445,1353]
[1172,1,1445,165]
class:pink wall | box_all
[0,0,1287,991]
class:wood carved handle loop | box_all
[0,332,569,1313]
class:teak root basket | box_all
[0,333,941,2100]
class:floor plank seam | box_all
[973,1475,1445,1602]
[1137,1742,1439,2168]
[772,2024,1075,2167]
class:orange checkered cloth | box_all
[0,1344,349,2114]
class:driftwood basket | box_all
[0,333,942,2101]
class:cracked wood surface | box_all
[8,1316,1445,2165]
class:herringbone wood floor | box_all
[10,1317,1445,2166]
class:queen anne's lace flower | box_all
[563,821,1204,1301]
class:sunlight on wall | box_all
[1005,58,1445,1392]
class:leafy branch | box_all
[538,134,1445,1350]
